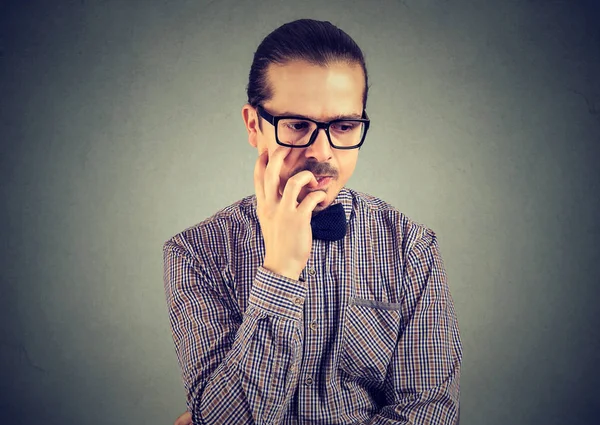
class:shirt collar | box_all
[249,186,354,223]
[330,186,353,223]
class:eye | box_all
[331,122,357,132]
[285,121,310,131]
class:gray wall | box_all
[1,0,599,424]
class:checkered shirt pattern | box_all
[163,187,462,424]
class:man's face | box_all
[243,59,365,213]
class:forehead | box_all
[265,60,364,119]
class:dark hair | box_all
[246,19,370,131]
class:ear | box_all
[241,104,260,148]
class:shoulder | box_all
[162,194,258,263]
[345,187,438,256]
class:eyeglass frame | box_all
[256,105,371,150]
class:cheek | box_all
[277,160,294,184]
[257,128,277,153]
[279,163,297,186]
[258,139,272,156]
[277,156,305,193]
[337,152,358,178]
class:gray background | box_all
[1,0,599,424]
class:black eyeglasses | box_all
[256,105,370,150]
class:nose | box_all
[304,127,333,162]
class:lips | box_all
[314,176,333,189]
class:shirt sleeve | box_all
[163,239,307,425]
[369,229,462,425]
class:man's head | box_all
[242,19,370,212]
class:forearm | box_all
[193,295,304,424]
[164,246,306,424]
[367,369,461,425]
[367,230,462,425]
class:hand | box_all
[254,147,327,280]
[173,411,191,425]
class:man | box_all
[164,18,462,425]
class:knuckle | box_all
[265,166,277,178]
[286,177,302,190]
[289,172,310,185]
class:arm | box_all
[369,230,462,424]
[163,146,324,424]
[163,241,307,424]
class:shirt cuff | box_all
[248,266,307,320]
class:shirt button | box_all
[308,268,316,276]
[304,376,314,386]
[309,320,318,331]
[293,297,303,305]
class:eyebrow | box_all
[277,110,363,121]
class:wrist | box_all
[262,261,302,281]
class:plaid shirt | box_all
[163,187,462,424]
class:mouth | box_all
[314,175,333,189]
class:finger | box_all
[297,190,328,216]
[263,146,291,204]
[280,170,319,208]
[174,411,192,425]
[253,150,268,207]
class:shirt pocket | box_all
[339,297,403,382]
